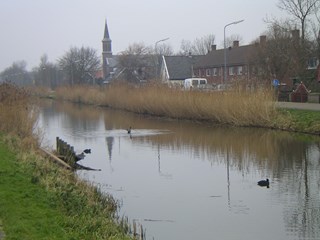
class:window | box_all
[237,66,243,75]
[192,80,198,86]
[201,69,205,77]
[199,80,206,85]
[229,67,234,76]
[206,69,211,76]
[213,68,218,76]
[308,57,318,69]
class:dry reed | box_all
[55,82,277,127]
[0,83,39,147]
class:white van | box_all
[184,78,207,90]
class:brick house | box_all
[192,37,267,85]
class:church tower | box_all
[102,19,112,79]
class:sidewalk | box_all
[276,102,320,111]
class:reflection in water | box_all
[106,136,114,161]
[37,100,320,240]
[106,136,114,171]
[157,143,172,179]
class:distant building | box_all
[102,20,118,81]
[193,30,319,89]
[160,55,203,86]
[100,20,155,83]
[193,38,265,85]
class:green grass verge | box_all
[274,109,320,134]
[0,144,66,239]
[0,139,132,240]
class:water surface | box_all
[37,100,320,240]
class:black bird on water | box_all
[127,126,132,134]
[257,178,269,187]
[83,149,91,154]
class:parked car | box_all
[184,78,207,90]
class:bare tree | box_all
[179,34,215,55]
[155,43,173,56]
[32,54,61,88]
[251,22,312,85]
[122,42,153,55]
[59,47,100,85]
[117,42,155,82]
[0,61,32,86]
[179,39,193,55]
[192,34,216,54]
[278,0,320,40]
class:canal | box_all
[37,100,320,240]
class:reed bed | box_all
[55,82,277,127]
[0,83,39,146]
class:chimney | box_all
[233,40,239,48]
[211,44,216,51]
[260,35,267,46]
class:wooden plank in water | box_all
[40,148,72,170]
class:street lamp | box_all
[154,37,169,79]
[223,19,244,84]
[155,37,170,50]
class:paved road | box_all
[276,102,320,111]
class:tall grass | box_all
[55,82,277,127]
[0,83,39,147]
[0,82,134,239]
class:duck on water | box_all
[258,179,269,187]
[76,149,92,161]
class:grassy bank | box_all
[277,109,320,134]
[0,83,133,239]
[0,137,132,240]
[38,83,319,135]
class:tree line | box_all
[0,0,319,89]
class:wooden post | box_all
[56,137,60,153]
[54,137,79,169]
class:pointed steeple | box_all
[103,19,110,40]
[102,19,112,55]
[102,19,112,79]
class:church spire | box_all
[103,19,110,40]
[102,19,112,79]
[102,19,112,55]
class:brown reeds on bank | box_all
[0,83,38,146]
[0,82,134,239]
[55,82,277,127]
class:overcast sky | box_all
[0,0,286,71]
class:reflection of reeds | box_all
[54,83,276,127]
[118,216,146,240]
